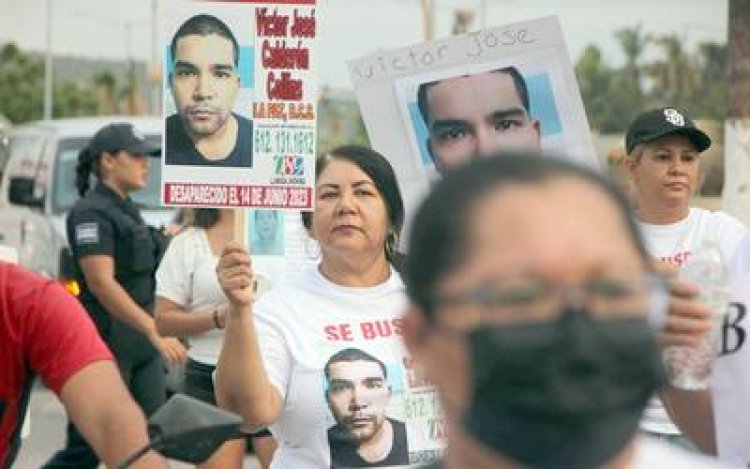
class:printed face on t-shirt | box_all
[326,360,390,444]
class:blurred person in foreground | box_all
[216,146,443,467]
[623,107,748,452]
[400,153,720,468]
[45,123,186,468]
[0,262,165,468]
[155,208,277,468]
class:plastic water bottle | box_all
[662,243,730,390]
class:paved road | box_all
[14,381,261,468]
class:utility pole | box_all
[43,0,53,120]
[151,0,160,116]
[722,0,750,225]
[479,0,487,29]
[452,9,475,35]
[420,0,436,41]
[125,22,137,114]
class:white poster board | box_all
[713,240,750,466]
[246,209,316,292]
[161,0,318,211]
[348,16,597,232]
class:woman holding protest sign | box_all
[216,145,441,468]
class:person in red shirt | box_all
[0,262,165,468]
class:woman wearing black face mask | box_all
[400,154,719,469]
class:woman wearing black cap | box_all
[623,107,748,455]
[44,122,186,468]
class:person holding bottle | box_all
[623,107,748,453]
[400,152,720,468]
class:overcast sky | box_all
[0,0,728,89]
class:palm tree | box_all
[614,25,646,109]
[644,33,699,108]
[695,42,728,119]
[93,71,117,115]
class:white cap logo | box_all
[664,108,685,126]
[131,125,145,141]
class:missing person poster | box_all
[348,16,597,232]
[161,0,318,210]
[246,209,316,294]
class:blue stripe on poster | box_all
[164,45,255,89]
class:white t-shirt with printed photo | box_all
[637,208,748,435]
[256,265,443,468]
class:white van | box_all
[0,116,175,285]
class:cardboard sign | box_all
[161,0,318,210]
[348,16,598,233]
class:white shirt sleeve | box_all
[715,211,750,265]
[730,234,750,277]
[155,228,195,307]
[254,293,292,401]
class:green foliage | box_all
[575,26,728,133]
[53,82,98,118]
[576,45,642,133]
[0,42,105,124]
[0,43,44,123]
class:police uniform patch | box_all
[75,222,100,245]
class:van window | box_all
[52,135,165,213]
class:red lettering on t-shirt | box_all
[324,324,354,341]
[391,318,403,335]
[360,322,376,340]
[660,250,691,267]
[359,319,404,340]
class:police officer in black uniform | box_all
[45,123,186,468]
